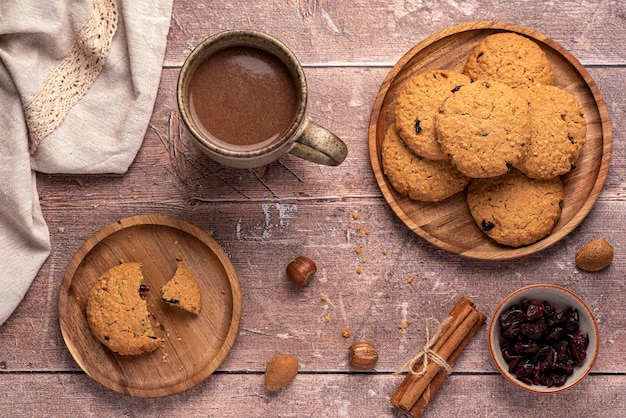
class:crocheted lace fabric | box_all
[24,0,119,154]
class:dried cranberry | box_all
[542,301,556,318]
[481,220,495,232]
[499,305,525,329]
[513,361,534,378]
[569,331,589,365]
[525,301,546,321]
[498,298,588,388]
[501,348,520,363]
[514,342,540,354]
[563,309,580,332]
[547,326,564,342]
[552,374,569,387]
[139,284,150,299]
[520,320,547,340]
[553,307,573,326]
[533,361,548,385]
[414,119,422,134]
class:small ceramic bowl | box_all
[488,284,599,393]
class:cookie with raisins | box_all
[463,32,554,88]
[86,262,161,355]
[382,124,470,202]
[436,80,530,178]
[514,83,587,179]
[161,263,202,315]
[394,70,471,160]
[467,169,564,247]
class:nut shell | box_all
[575,238,614,272]
[348,342,379,370]
[265,354,299,391]
[286,256,317,286]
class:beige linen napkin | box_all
[0,0,173,326]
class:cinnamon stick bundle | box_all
[390,296,487,417]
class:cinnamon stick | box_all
[390,296,486,415]
[397,310,482,410]
[408,311,487,418]
[390,296,474,407]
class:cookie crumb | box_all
[342,328,351,338]
[399,320,412,330]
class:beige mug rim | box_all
[177,29,308,159]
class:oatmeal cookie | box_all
[394,70,471,160]
[467,169,564,247]
[381,124,470,202]
[161,263,202,315]
[86,262,161,355]
[463,32,554,88]
[514,84,586,179]
[436,80,530,178]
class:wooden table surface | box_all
[2,1,625,417]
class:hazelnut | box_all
[265,354,299,391]
[575,238,614,272]
[348,341,378,370]
[286,256,316,286]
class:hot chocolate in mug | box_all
[177,30,348,169]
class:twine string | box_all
[394,316,453,376]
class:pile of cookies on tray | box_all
[382,32,587,247]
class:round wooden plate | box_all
[59,214,242,397]
[368,21,612,260]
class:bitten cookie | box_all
[463,32,554,88]
[381,124,470,202]
[86,262,161,355]
[394,70,471,160]
[467,169,564,247]
[436,80,530,178]
[514,84,587,179]
[161,263,202,315]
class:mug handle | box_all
[289,119,348,166]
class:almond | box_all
[575,238,614,272]
[264,354,298,391]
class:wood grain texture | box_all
[59,215,242,397]
[1,1,625,416]
[1,374,625,417]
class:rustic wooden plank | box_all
[1,199,624,373]
[35,66,626,203]
[0,373,623,417]
[166,1,626,67]
[1,1,625,415]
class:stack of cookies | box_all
[382,32,587,247]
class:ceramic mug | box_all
[177,30,348,169]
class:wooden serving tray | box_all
[59,215,242,397]
[368,21,612,260]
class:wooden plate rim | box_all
[58,214,243,397]
[368,21,612,260]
